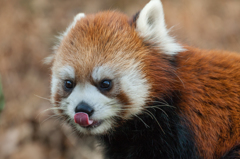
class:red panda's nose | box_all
[75,101,94,117]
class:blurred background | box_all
[0,0,239,159]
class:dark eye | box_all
[64,80,74,91]
[99,79,112,91]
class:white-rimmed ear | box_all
[63,13,85,37]
[46,13,86,64]
[136,0,185,55]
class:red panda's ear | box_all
[63,13,85,37]
[44,13,86,65]
[135,0,185,55]
[57,13,86,46]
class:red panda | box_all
[48,0,240,158]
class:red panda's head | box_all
[49,0,185,135]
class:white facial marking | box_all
[92,64,150,118]
[120,63,150,117]
[65,83,116,119]
[51,65,75,103]
[136,0,185,55]
[61,83,120,135]
[53,63,150,135]
[51,73,59,104]
[58,65,75,80]
[92,65,116,81]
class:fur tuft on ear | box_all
[43,54,55,65]
[136,0,185,55]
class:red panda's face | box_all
[51,12,151,135]
[50,0,184,135]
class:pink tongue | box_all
[74,113,94,126]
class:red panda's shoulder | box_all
[174,46,240,158]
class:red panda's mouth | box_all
[83,120,103,129]
[74,112,102,128]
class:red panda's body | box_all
[49,0,240,158]
[100,46,240,159]
[175,47,240,158]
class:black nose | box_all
[75,101,94,117]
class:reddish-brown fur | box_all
[52,11,240,158]
[145,46,240,158]
[54,12,147,81]
[141,47,240,158]
[143,45,240,158]
[175,47,240,158]
[53,11,148,112]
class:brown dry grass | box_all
[0,0,239,159]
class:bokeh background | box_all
[0,0,240,159]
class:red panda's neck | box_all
[142,50,182,102]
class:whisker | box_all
[147,101,168,105]
[133,114,150,128]
[144,109,165,134]
[148,104,175,108]
[58,118,71,127]
[143,110,154,119]
[146,106,169,117]
[171,70,185,89]
[36,105,68,119]
[34,94,51,101]
[34,94,70,105]
[41,107,67,113]
[40,114,65,125]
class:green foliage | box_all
[0,76,4,112]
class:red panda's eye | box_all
[64,80,74,91]
[99,80,112,91]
